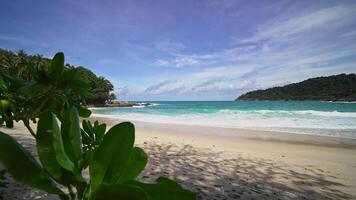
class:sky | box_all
[1,0,356,101]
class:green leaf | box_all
[93,121,106,144]
[81,129,91,145]
[126,178,196,200]
[61,69,77,88]
[82,120,94,140]
[69,79,91,92]
[89,122,135,194]
[116,147,148,183]
[89,184,148,200]
[0,75,6,89]
[155,177,183,189]
[77,106,92,118]
[61,106,83,165]
[18,83,49,96]
[38,112,76,173]
[50,52,64,80]
[0,131,64,195]
[36,117,64,182]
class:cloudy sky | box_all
[1,0,356,100]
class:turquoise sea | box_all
[91,101,356,139]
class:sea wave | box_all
[218,109,356,118]
[132,105,146,108]
[90,102,356,139]
[92,110,356,129]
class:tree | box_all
[0,52,196,200]
[0,48,115,105]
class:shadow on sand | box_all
[0,132,354,200]
[139,142,354,200]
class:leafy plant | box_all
[81,120,106,152]
[0,52,196,200]
[0,52,92,132]
[0,48,116,105]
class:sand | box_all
[1,116,356,200]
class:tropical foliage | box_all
[237,74,356,101]
[0,48,116,105]
[0,52,196,200]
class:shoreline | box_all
[91,114,356,147]
[91,115,356,199]
[1,116,356,199]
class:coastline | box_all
[90,115,356,199]
[1,116,356,199]
[91,113,356,141]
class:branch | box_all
[23,120,36,137]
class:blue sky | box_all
[1,0,356,100]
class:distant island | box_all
[236,74,356,101]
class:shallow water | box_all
[91,101,356,139]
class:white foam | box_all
[132,105,146,108]
[92,111,356,129]
[218,109,356,118]
[91,108,356,138]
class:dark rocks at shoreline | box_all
[89,102,152,108]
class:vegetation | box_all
[0,48,116,105]
[237,74,356,101]
[0,52,196,200]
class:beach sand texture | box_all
[1,116,356,200]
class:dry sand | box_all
[1,116,356,200]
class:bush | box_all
[0,52,196,200]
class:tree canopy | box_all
[0,48,116,105]
[237,74,356,101]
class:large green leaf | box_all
[50,52,64,80]
[61,69,77,88]
[0,131,64,195]
[89,122,135,194]
[69,79,91,93]
[77,105,91,118]
[36,115,64,182]
[115,147,148,183]
[61,106,83,165]
[126,178,196,200]
[89,183,147,200]
[38,112,76,173]
[155,177,184,189]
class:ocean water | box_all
[91,101,356,139]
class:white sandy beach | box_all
[1,116,356,200]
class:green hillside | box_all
[237,74,356,101]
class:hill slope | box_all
[236,74,356,101]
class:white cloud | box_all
[240,4,356,44]
[144,80,186,95]
[154,39,185,53]
[191,78,256,93]
[121,4,356,100]
[155,56,200,68]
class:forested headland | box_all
[237,74,356,101]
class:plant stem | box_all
[68,185,76,200]
[23,120,36,137]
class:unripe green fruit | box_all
[0,99,10,110]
